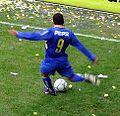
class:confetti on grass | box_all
[33,112,37,115]
[78,88,82,91]
[92,114,96,116]
[0,0,119,41]
[112,86,116,89]
[68,84,72,88]
[35,53,39,57]
[10,72,18,76]
[87,65,91,69]
[104,94,109,97]
[97,74,108,79]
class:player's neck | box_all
[54,25,64,28]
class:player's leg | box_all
[62,72,100,85]
[58,60,85,82]
[59,68,85,82]
[58,61,100,85]
[82,73,100,85]
[42,73,56,95]
[68,73,100,85]
[68,74,85,82]
[40,59,56,95]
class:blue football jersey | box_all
[17,27,96,61]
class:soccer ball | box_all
[54,78,67,91]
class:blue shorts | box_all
[40,58,74,77]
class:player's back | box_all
[45,27,72,59]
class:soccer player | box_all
[9,13,99,96]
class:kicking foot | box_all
[84,73,100,86]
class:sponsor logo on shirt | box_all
[54,31,69,36]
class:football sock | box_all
[72,74,85,82]
[42,77,55,92]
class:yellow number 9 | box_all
[55,39,64,53]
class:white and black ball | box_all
[54,79,67,91]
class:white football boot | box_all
[84,73,100,86]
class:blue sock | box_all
[42,77,55,92]
[72,74,85,82]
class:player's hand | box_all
[9,29,18,36]
[92,57,99,64]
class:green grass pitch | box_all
[0,0,120,116]
[44,0,120,13]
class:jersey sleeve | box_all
[16,29,52,41]
[70,32,96,62]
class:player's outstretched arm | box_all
[70,32,98,62]
[9,29,41,41]
[9,29,52,41]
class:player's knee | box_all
[67,77,74,82]
[42,73,49,77]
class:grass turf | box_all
[1,24,120,116]
[0,0,120,116]
[44,0,120,13]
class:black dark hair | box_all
[53,13,64,25]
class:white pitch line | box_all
[0,21,120,43]
[75,33,120,43]
[0,21,44,30]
